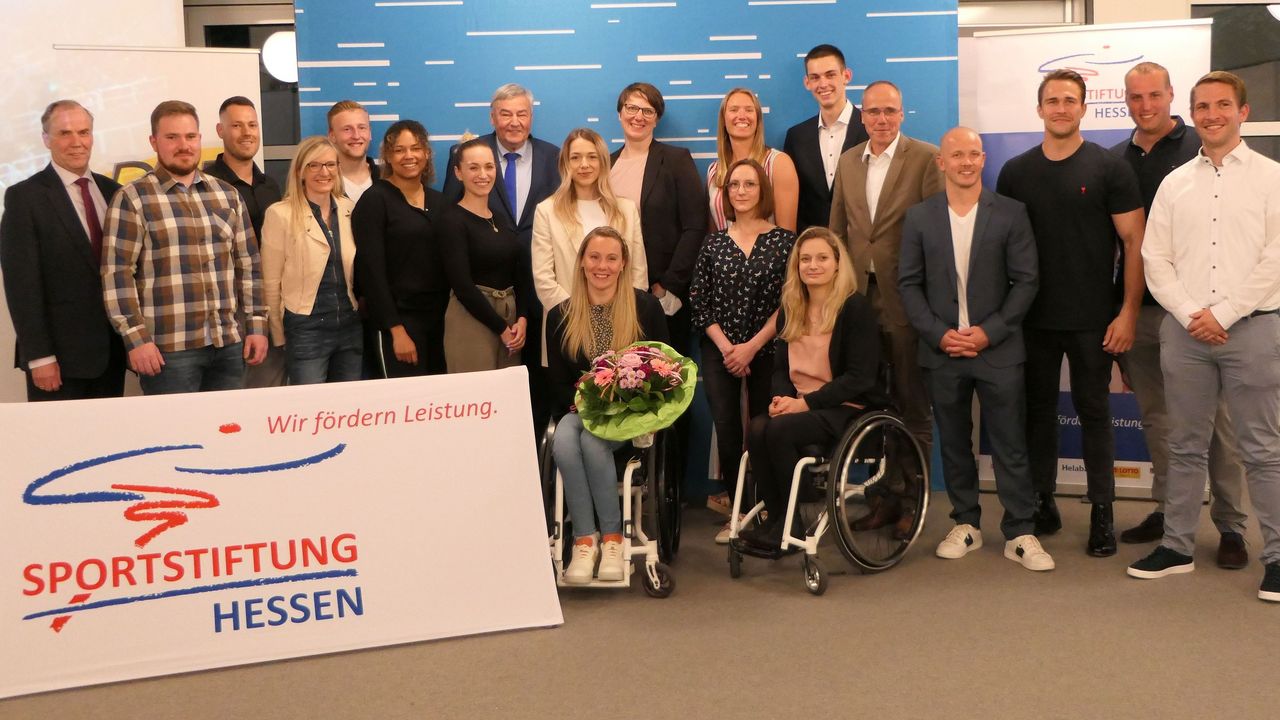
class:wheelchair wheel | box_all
[728,546,742,578]
[643,563,675,598]
[653,433,682,562]
[826,412,929,573]
[539,419,558,534]
[803,556,827,596]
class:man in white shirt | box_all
[899,127,1049,571]
[783,44,869,232]
[0,100,125,400]
[1129,71,1280,603]
[327,100,375,203]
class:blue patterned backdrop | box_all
[294,0,959,185]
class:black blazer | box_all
[897,189,1039,369]
[442,132,562,248]
[0,164,121,376]
[351,178,449,331]
[608,141,708,299]
[782,108,869,232]
[771,293,887,410]
[545,289,669,416]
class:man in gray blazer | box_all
[899,127,1051,571]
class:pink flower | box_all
[618,352,643,368]
[594,367,615,386]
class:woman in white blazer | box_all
[259,136,362,384]
[531,128,647,362]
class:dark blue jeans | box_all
[139,342,245,395]
[284,310,363,385]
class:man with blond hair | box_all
[327,100,376,203]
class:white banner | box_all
[0,368,561,698]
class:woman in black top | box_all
[439,138,530,373]
[352,120,448,377]
[689,158,796,542]
[546,226,667,584]
[735,227,886,550]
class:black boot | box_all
[1033,492,1062,536]
[1120,511,1164,544]
[1088,503,1117,557]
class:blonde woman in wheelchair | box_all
[736,226,887,551]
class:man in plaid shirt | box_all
[102,100,269,394]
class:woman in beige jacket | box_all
[259,136,362,384]
[531,128,647,363]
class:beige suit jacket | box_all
[259,196,358,347]
[829,133,943,326]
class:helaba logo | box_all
[1038,47,1144,78]
[19,422,364,634]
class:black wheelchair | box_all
[539,419,681,597]
[726,408,930,595]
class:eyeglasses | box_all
[727,180,759,191]
[864,107,902,118]
[305,161,338,172]
[621,104,657,119]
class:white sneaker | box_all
[564,538,598,584]
[597,539,626,581]
[1005,534,1055,571]
[715,515,747,545]
[936,524,983,559]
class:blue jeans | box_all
[284,311,363,385]
[553,413,625,537]
[139,342,246,395]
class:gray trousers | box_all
[1161,313,1280,565]
[1117,306,1247,532]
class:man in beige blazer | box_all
[829,80,943,535]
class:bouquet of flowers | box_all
[574,341,698,443]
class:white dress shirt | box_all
[861,132,901,273]
[1142,140,1280,330]
[498,139,532,222]
[33,163,110,369]
[818,101,854,189]
[949,205,977,329]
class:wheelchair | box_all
[725,409,930,595]
[540,418,681,598]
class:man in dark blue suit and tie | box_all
[898,127,1051,571]
[443,83,560,428]
[1,100,125,401]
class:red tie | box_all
[74,177,104,265]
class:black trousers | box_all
[380,296,448,378]
[700,336,773,500]
[25,335,126,402]
[747,405,861,518]
[927,358,1036,539]
[1023,326,1115,504]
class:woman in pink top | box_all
[736,227,887,550]
[706,88,799,233]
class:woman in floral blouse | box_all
[690,158,796,544]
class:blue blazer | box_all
[897,188,1038,369]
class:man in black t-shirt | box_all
[1109,62,1249,568]
[996,69,1145,557]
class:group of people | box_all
[2,42,1277,602]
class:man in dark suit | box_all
[1,99,125,401]
[898,127,1049,571]
[783,44,869,232]
[442,83,561,429]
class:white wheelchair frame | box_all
[545,428,675,598]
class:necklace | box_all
[484,215,498,233]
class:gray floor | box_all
[1,494,1274,720]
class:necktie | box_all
[74,177,104,265]
[503,152,519,220]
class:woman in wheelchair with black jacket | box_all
[737,226,888,551]
[546,226,668,584]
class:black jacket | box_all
[771,293,887,410]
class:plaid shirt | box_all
[103,167,266,352]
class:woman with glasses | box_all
[259,136,362,384]
[353,119,449,377]
[690,158,796,543]
[706,87,799,233]
[439,137,529,373]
